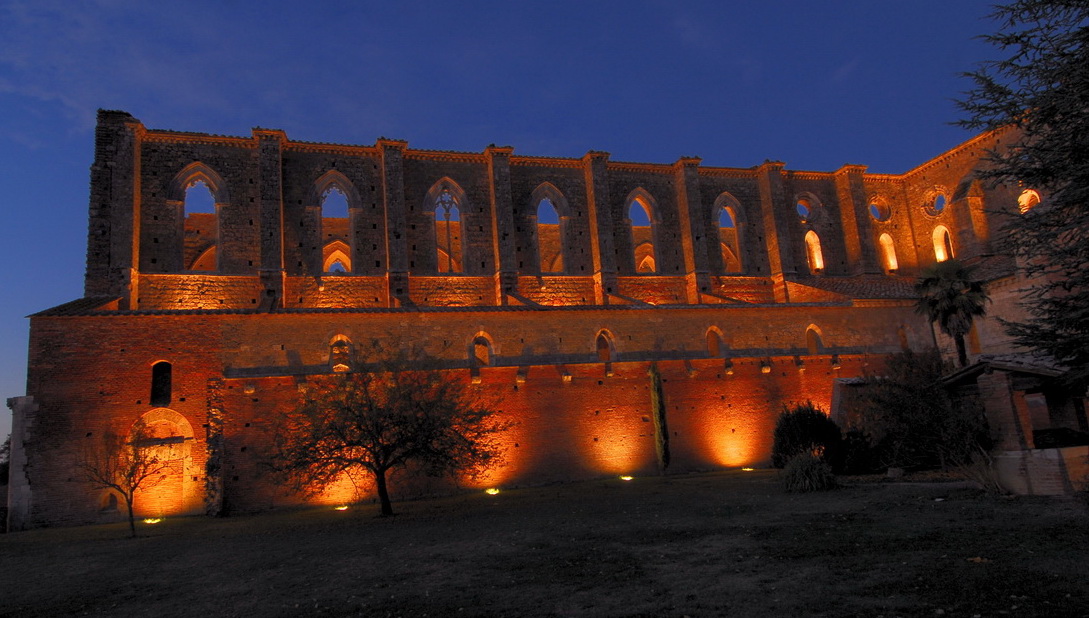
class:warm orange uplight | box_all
[583,413,650,474]
[741,467,755,472]
[485,487,500,495]
[619,475,634,481]
[460,412,527,489]
[695,402,767,468]
[142,517,162,524]
[313,469,370,506]
[333,505,349,511]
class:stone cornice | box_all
[141,130,256,148]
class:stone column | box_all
[486,146,517,304]
[255,129,287,309]
[834,164,881,275]
[673,157,709,303]
[582,151,616,304]
[85,110,144,307]
[379,139,410,306]
[756,161,793,301]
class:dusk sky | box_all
[0,0,999,437]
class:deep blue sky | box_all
[0,0,999,436]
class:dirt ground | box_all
[2,470,1087,617]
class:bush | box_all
[841,430,881,475]
[781,452,838,492]
[856,349,989,470]
[771,401,842,469]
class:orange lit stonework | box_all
[7,112,1022,529]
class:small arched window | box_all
[330,336,353,372]
[805,326,823,355]
[706,329,723,358]
[933,226,954,262]
[596,331,613,363]
[878,233,898,273]
[472,336,491,367]
[151,361,172,406]
[804,230,824,274]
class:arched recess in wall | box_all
[323,240,350,273]
[469,332,495,368]
[804,230,824,274]
[706,326,726,358]
[626,189,659,274]
[427,178,468,274]
[531,183,569,274]
[168,162,231,272]
[878,233,898,273]
[309,171,363,274]
[329,334,353,372]
[713,192,744,273]
[805,325,824,355]
[595,330,616,362]
[932,225,955,262]
[130,408,195,517]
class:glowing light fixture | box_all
[142,518,162,524]
[334,505,349,511]
[619,475,634,481]
[485,488,500,495]
[741,468,755,472]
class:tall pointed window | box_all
[714,193,743,273]
[933,226,954,262]
[435,189,462,273]
[628,194,657,273]
[185,180,217,271]
[878,233,898,273]
[804,230,824,274]
[537,198,563,273]
[322,187,351,273]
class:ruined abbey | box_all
[7,110,1034,529]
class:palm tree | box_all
[914,259,989,367]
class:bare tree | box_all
[270,357,510,516]
[78,420,171,537]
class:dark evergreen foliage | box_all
[958,1,1089,379]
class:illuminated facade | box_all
[7,110,1029,528]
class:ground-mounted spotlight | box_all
[485,488,500,495]
[142,518,162,524]
[334,505,349,511]
[619,475,634,481]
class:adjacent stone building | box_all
[5,110,1039,528]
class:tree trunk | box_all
[954,335,969,367]
[374,469,394,516]
[125,495,136,538]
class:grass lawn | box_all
[2,470,1087,617]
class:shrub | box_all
[771,401,843,469]
[841,430,881,475]
[781,452,838,492]
[856,349,989,470]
